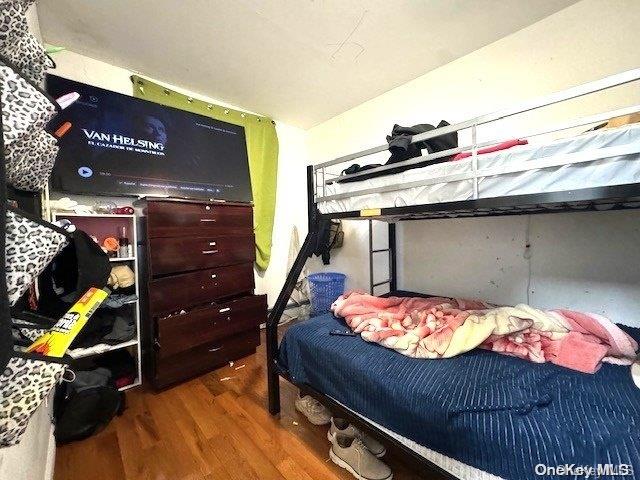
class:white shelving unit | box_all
[52,212,142,392]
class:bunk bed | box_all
[266,69,640,480]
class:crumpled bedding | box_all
[332,291,638,373]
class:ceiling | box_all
[37,0,579,129]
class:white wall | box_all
[47,50,309,307]
[306,0,640,324]
[40,0,640,322]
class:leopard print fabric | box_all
[0,1,28,49]
[16,327,47,342]
[11,318,49,342]
[5,129,59,191]
[1,32,54,85]
[5,209,69,306]
[1,63,58,147]
[0,356,65,447]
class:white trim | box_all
[109,256,136,262]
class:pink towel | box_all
[553,309,638,358]
[551,331,609,374]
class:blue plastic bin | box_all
[308,272,346,316]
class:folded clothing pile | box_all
[332,291,638,374]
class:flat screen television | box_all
[46,75,253,202]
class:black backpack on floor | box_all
[54,368,126,444]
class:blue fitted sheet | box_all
[278,313,640,480]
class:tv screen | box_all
[46,75,253,202]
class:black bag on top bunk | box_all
[338,120,458,183]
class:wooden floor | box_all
[55,329,439,480]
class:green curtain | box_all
[131,76,279,271]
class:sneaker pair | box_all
[328,418,392,480]
[295,393,332,425]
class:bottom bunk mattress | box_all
[278,313,640,480]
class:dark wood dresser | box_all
[135,198,265,389]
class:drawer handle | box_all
[209,346,222,352]
[202,249,219,255]
[208,241,217,246]
[211,274,217,279]
[200,218,216,222]
[219,307,231,313]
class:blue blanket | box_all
[278,314,640,479]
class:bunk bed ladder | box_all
[368,220,397,294]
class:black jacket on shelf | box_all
[338,120,458,183]
[37,230,111,319]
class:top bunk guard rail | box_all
[314,68,640,171]
[313,68,640,204]
[325,104,640,185]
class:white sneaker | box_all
[295,393,331,425]
[327,417,386,457]
[329,434,393,480]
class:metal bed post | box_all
[388,223,397,291]
[368,220,374,294]
[266,165,318,414]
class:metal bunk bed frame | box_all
[266,68,640,478]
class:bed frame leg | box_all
[266,230,317,415]
[267,353,281,414]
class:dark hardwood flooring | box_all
[55,328,441,480]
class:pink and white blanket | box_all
[331,291,638,374]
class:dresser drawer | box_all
[149,263,254,315]
[157,295,266,358]
[154,328,260,388]
[150,235,255,276]
[147,201,253,238]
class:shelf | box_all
[104,298,139,306]
[52,206,143,391]
[68,339,138,359]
